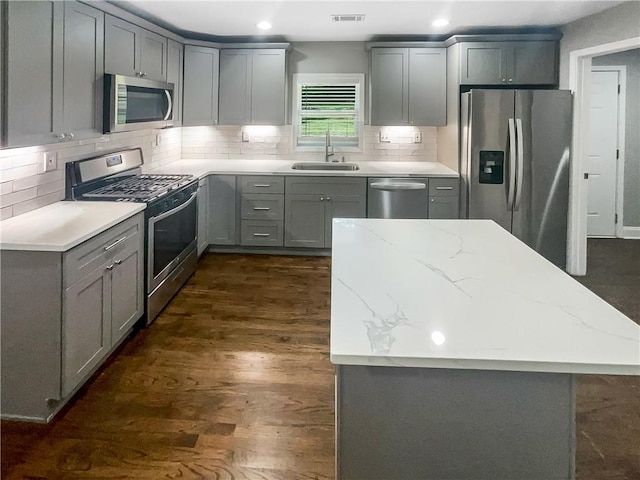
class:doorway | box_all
[586,67,625,238]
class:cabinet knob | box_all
[142,72,147,77]
[502,78,506,82]
[114,259,122,265]
[327,197,331,201]
[106,264,114,271]
[508,79,513,83]
[56,133,66,140]
[66,132,74,139]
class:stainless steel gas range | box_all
[66,148,198,324]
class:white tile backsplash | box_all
[0,128,182,219]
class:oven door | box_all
[147,188,197,293]
[105,74,174,133]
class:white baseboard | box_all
[621,226,640,239]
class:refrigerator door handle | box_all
[515,118,525,210]
[507,118,517,210]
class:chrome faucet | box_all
[325,129,335,162]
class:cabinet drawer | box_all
[239,175,284,194]
[240,221,284,246]
[286,176,367,195]
[240,194,284,220]
[428,196,460,219]
[428,178,459,197]
[63,214,143,288]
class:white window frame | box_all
[292,73,365,153]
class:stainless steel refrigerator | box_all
[460,89,573,269]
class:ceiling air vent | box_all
[331,14,365,23]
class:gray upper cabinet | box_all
[459,41,558,85]
[105,14,167,81]
[166,39,183,126]
[183,45,219,126]
[208,175,237,245]
[3,1,103,148]
[219,48,287,125]
[371,47,446,126]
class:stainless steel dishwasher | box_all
[367,177,429,218]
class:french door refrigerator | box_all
[460,89,573,269]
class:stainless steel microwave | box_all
[103,74,174,133]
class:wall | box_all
[593,49,640,227]
[181,125,437,163]
[0,129,181,220]
[559,1,640,88]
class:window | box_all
[293,73,364,150]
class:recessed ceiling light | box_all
[432,18,450,28]
[256,21,272,31]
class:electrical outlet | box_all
[413,132,422,143]
[379,131,390,143]
[155,133,162,147]
[43,152,57,172]
[242,130,250,142]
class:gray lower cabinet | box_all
[428,178,460,219]
[0,213,144,422]
[239,176,284,246]
[197,177,209,255]
[219,49,287,125]
[104,14,167,81]
[459,41,558,86]
[284,177,367,248]
[167,39,183,126]
[183,45,220,126]
[3,0,104,148]
[370,47,446,126]
[208,175,237,245]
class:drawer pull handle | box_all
[253,207,270,211]
[253,184,271,188]
[104,236,127,251]
[435,186,454,190]
[253,233,270,237]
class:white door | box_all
[587,70,619,237]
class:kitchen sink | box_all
[291,162,360,171]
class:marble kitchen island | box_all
[330,219,640,480]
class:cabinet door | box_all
[459,42,508,85]
[167,39,183,126]
[324,195,367,247]
[61,1,104,141]
[219,49,252,125]
[5,1,63,147]
[428,196,460,219]
[197,177,209,255]
[408,48,446,126]
[371,48,409,125]
[284,195,325,248]
[139,28,167,81]
[209,175,237,245]
[183,45,219,126]
[508,42,558,85]
[104,15,138,77]
[111,234,144,345]
[62,263,111,397]
[251,49,286,125]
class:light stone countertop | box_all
[330,218,640,375]
[0,202,145,252]
[149,159,459,178]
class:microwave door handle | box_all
[507,118,517,210]
[163,90,173,121]
[514,118,525,211]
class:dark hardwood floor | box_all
[2,241,639,479]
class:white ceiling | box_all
[111,0,628,41]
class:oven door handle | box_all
[149,191,197,223]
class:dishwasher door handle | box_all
[370,182,427,191]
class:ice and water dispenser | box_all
[479,151,504,184]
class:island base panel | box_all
[336,365,576,480]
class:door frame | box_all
[589,66,627,239]
[567,36,640,275]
